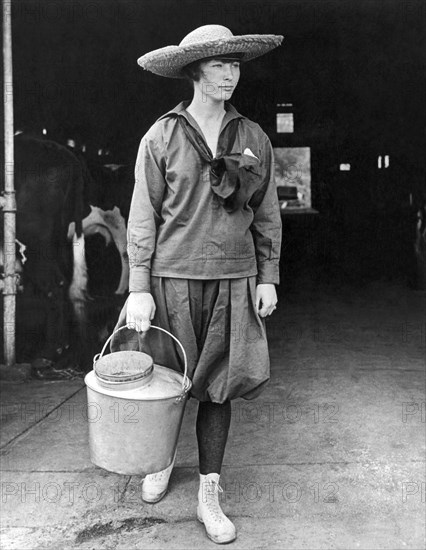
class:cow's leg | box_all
[68,231,89,310]
[41,283,67,361]
[115,249,129,295]
[18,237,70,364]
[101,207,129,295]
[67,232,91,369]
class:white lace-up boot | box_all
[197,473,237,544]
[141,452,176,503]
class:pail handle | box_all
[94,324,190,392]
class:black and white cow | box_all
[67,154,133,297]
[0,135,87,368]
[0,135,133,373]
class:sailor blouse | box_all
[127,100,282,293]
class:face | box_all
[195,58,241,102]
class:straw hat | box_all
[137,24,284,78]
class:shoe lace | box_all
[144,459,174,484]
[205,479,223,496]
[201,479,226,522]
[146,470,168,483]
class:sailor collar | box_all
[157,101,262,214]
[156,100,246,134]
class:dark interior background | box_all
[4,0,426,284]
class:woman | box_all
[115,24,283,544]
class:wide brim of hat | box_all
[137,34,284,78]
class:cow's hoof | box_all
[31,357,55,370]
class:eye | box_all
[232,62,240,68]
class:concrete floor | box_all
[1,277,425,549]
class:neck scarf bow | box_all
[178,116,263,213]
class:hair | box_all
[181,52,244,83]
[182,59,204,83]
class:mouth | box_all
[219,86,234,92]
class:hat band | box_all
[200,52,245,61]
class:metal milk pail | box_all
[84,325,192,476]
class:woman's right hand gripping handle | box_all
[126,291,156,332]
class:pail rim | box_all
[85,366,192,400]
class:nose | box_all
[222,63,234,81]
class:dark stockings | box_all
[196,401,231,475]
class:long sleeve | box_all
[249,134,282,285]
[127,132,167,293]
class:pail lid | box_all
[94,351,154,384]
[92,325,190,395]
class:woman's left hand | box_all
[256,283,278,317]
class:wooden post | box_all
[2,0,16,367]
